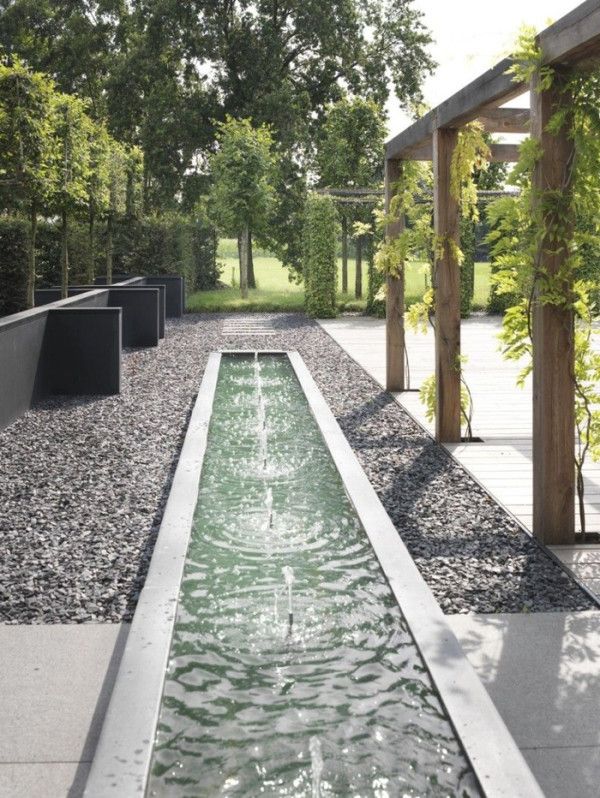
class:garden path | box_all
[318,314,600,596]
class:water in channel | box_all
[147,354,480,798]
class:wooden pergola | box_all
[385,0,600,546]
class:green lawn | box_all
[186,240,492,313]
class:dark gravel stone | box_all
[0,312,594,623]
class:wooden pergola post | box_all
[531,71,576,545]
[433,128,462,443]
[385,157,405,392]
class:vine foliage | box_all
[489,29,600,537]
[303,193,338,318]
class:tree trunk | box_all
[126,171,134,217]
[106,212,114,285]
[88,207,95,284]
[27,200,37,309]
[61,208,69,299]
[240,225,249,299]
[247,230,256,289]
[355,236,363,299]
[341,215,348,293]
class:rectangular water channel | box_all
[85,352,542,798]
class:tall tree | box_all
[0,0,434,228]
[85,118,111,283]
[198,0,433,274]
[104,136,127,283]
[208,117,276,299]
[0,58,59,306]
[51,91,91,297]
[316,97,387,298]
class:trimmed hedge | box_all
[0,218,29,316]
[460,217,476,318]
[110,214,220,293]
[303,194,338,318]
[0,213,220,316]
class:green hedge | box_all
[460,217,476,318]
[303,194,338,318]
[0,218,29,316]
[110,214,220,293]
[1,213,221,315]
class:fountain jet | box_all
[282,565,295,631]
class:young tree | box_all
[85,118,110,283]
[52,91,91,297]
[125,145,144,219]
[316,97,387,298]
[0,58,59,306]
[104,137,128,284]
[209,117,276,299]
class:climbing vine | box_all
[488,28,600,537]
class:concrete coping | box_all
[0,289,110,332]
[84,351,544,798]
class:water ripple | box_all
[147,355,480,798]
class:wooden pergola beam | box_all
[475,108,530,134]
[401,142,521,162]
[433,129,462,442]
[386,0,600,162]
[531,71,576,545]
[385,159,405,392]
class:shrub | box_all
[112,213,220,293]
[303,194,338,318]
[0,218,29,315]
[460,217,476,318]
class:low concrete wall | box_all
[108,289,159,347]
[45,308,121,395]
[143,277,184,318]
[35,287,162,346]
[0,291,121,430]
[95,275,184,318]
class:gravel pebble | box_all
[0,312,594,623]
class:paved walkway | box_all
[318,315,600,595]
[0,625,128,798]
[319,314,600,798]
[448,610,600,798]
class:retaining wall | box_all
[0,292,121,429]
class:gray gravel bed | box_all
[0,312,594,622]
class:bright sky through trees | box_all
[388,0,581,136]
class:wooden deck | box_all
[318,314,600,596]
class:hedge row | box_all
[0,214,220,316]
[303,194,338,318]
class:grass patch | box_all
[186,240,492,313]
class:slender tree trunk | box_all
[240,225,249,299]
[341,215,348,293]
[88,207,95,284]
[106,212,114,285]
[126,172,134,217]
[355,235,363,299]
[27,200,37,309]
[247,229,256,289]
[237,232,243,288]
[61,208,69,299]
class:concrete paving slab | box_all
[448,611,600,798]
[0,762,90,798]
[0,624,129,764]
[521,746,600,798]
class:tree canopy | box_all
[0,0,434,216]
